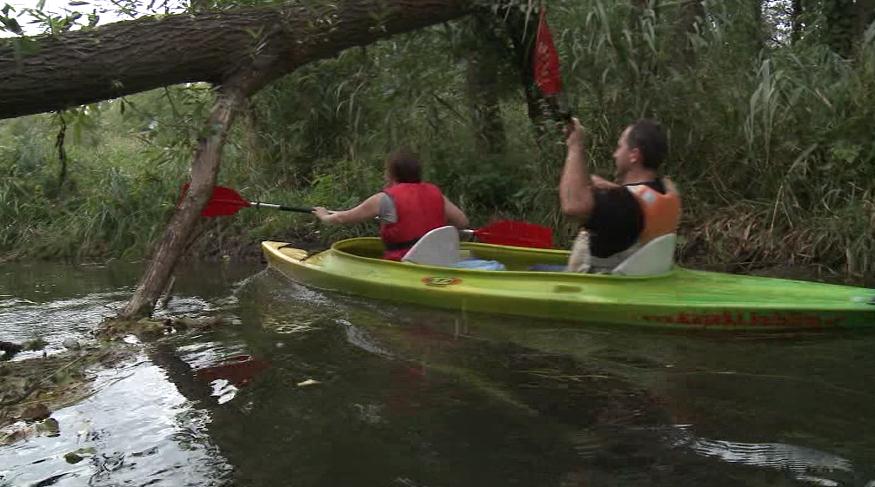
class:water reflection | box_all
[0,354,229,485]
[1,263,874,486]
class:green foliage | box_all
[0,0,873,280]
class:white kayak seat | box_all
[611,233,677,276]
[401,226,460,266]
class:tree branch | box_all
[0,0,474,120]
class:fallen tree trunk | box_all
[0,0,474,120]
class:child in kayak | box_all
[312,148,468,261]
[560,118,681,272]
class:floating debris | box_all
[24,338,48,351]
[19,403,50,422]
[297,379,320,387]
[0,347,134,433]
[98,315,231,341]
[0,417,59,446]
[64,447,96,464]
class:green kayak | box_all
[262,238,875,330]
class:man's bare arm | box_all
[559,118,595,220]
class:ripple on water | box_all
[0,354,231,486]
[177,341,251,370]
[339,319,395,359]
[0,292,128,360]
[668,424,857,485]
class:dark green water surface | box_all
[1,262,873,486]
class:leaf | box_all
[0,17,24,35]
[68,0,89,5]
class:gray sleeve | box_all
[378,192,398,223]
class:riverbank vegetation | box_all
[1,0,873,283]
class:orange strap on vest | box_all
[626,181,681,244]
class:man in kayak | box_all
[312,149,469,261]
[559,117,681,272]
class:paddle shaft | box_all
[251,202,313,213]
[197,185,552,248]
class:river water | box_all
[1,262,873,486]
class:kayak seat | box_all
[611,233,677,276]
[401,226,506,270]
[401,226,460,266]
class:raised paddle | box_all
[185,185,554,248]
[533,6,571,122]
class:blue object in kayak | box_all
[451,259,506,271]
[528,264,567,272]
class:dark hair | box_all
[386,148,422,183]
[626,119,668,170]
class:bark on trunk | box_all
[854,0,875,47]
[751,0,764,52]
[119,79,249,319]
[677,0,704,60]
[823,0,874,56]
[54,112,68,188]
[0,0,473,120]
[466,15,506,156]
[825,0,855,56]
[791,0,803,44]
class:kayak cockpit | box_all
[331,230,678,276]
[332,237,570,272]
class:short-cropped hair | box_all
[627,119,668,169]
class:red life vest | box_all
[380,183,446,260]
[626,180,681,245]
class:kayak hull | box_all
[262,238,875,330]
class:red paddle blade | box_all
[204,186,251,217]
[533,8,563,97]
[180,184,250,217]
[473,220,553,249]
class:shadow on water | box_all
[1,262,874,486]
